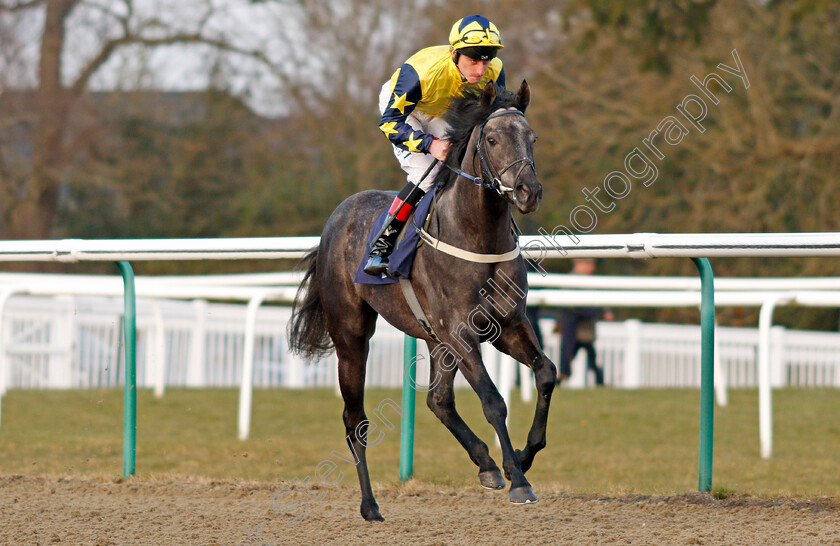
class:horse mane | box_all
[431,83,520,189]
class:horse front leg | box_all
[456,347,538,504]
[492,315,557,474]
[426,350,505,490]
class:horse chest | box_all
[421,265,527,327]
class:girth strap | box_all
[399,278,441,343]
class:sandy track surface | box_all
[1,475,838,545]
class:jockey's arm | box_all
[378,64,436,154]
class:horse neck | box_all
[434,132,515,254]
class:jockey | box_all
[364,14,506,276]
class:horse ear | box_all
[515,80,530,113]
[480,81,497,108]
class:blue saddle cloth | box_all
[354,186,438,285]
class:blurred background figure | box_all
[557,258,614,386]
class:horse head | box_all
[476,80,542,214]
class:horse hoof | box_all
[509,486,538,505]
[361,502,385,522]
[478,469,506,490]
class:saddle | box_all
[354,187,442,341]
[354,186,439,285]
[353,184,521,342]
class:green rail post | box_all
[692,257,715,492]
[399,335,418,481]
[117,261,137,478]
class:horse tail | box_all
[288,248,334,359]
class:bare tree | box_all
[0,0,282,240]
[257,0,433,196]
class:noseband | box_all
[446,108,537,200]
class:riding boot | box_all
[363,215,407,275]
[363,182,425,276]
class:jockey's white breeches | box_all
[379,82,448,192]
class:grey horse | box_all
[289,81,557,522]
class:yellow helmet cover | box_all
[449,14,503,51]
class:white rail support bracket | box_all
[238,289,302,441]
[757,295,795,460]
[238,293,269,441]
[187,300,209,388]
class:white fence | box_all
[3,294,840,392]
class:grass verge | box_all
[0,387,838,497]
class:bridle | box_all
[445,108,537,201]
[415,108,535,267]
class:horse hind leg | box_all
[425,352,505,490]
[334,320,384,522]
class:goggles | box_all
[457,28,502,47]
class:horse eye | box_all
[487,137,497,145]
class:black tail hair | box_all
[288,248,334,359]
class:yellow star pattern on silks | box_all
[390,92,415,115]
[379,122,398,136]
[404,132,423,152]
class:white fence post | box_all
[333,352,341,395]
[46,296,74,389]
[186,299,208,387]
[482,343,499,387]
[498,353,516,419]
[567,351,587,389]
[836,348,840,388]
[150,301,167,398]
[520,365,534,403]
[481,346,502,447]
[0,289,21,430]
[623,319,642,389]
[286,353,305,388]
